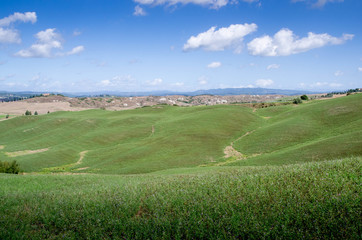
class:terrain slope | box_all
[0,94,361,174]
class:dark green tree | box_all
[25,110,32,115]
[34,111,38,115]
[300,94,309,100]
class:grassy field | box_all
[231,93,362,166]
[0,104,260,174]
[0,94,361,239]
[0,94,361,174]
[0,157,360,239]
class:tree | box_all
[25,110,32,115]
[5,114,9,119]
[300,94,309,100]
[34,111,38,115]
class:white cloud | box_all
[183,23,257,52]
[255,79,273,87]
[0,12,37,44]
[134,0,259,9]
[0,28,20,44]
[99,75,135,87]
[334,70,343,76]
[207,61,222,68]
[147,78,163,85]
[0,12,37,27]
[173,82,184,86]
[266,64,280,70]
[15,28,62,58]
[65,46,85,56]
[198,76,208,85]
[358,67,362,72]
[329,83,343,87]
[307,81,343,88]
[248,28,353,57]
[134,5,147,16]
[292,0,344,8]
[15,28,84,58]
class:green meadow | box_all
[0,94,361,239]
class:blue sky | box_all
[0,0,361,93]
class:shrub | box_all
[25,110,32,115]
[34,111,38,115]
[300,94,309,100]
[0,160,20,174]
[293,98,302,104]
[5,114,9,119]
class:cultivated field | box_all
[0,94,361,239]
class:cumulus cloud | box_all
[358,67,362,72]
[266,64,280,70]
[134,0,259,9]
[0,12,37,44]
[15,28,62,58]
[207,61,222,68]
[292,0,344,8]
[147,78,163,85]
[255,79,273,87]
[184,23,257,52]
[15,28,85,58]
[134,5,147,16]
[0,28,20,44]
[0,12,37,27]
[248,28,353,57]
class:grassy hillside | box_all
[0,95,361,238]
[231,93,362,166]
[0,105,259,174]
[0,94,361,174]
[0,157,360,239]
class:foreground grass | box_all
[0,157,360,239]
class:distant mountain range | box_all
[0,88,321,98]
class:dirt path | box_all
[222,130,255,162]
[73,151,89,171]
[5,148,49,157]
[76,150,88,165]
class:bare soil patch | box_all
[6,148,49,157]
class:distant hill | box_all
[0,88,320,98]
[67,88,318,97]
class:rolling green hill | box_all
[0,94,361,174]
[0,104,260,174]
[231,93,362,166]
[0,94,361,239]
